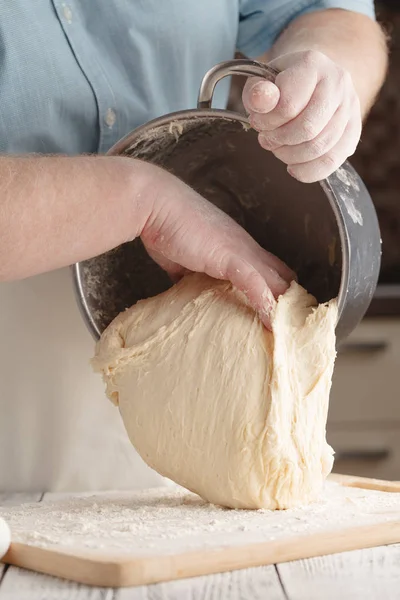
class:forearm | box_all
[0,155,157,281]
[262,9,388,116]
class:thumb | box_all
[144,246,190,282]
[242,77,280,114]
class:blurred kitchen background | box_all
[228,1,400,480]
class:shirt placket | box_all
[51,0,121,153]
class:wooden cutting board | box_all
[2,474,400,588]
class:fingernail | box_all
[261,286,277,312]
[248,81,278,114]
[259,301,274,330]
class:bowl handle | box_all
[197,59,279,109]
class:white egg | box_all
[0,517,10,560]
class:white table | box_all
[1,492,400,600]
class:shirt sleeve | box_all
[237,0,376,59]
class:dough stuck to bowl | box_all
[92,273,337,510]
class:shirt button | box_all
[105,108,116,128]
[62,4,73,24]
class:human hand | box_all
[139,167,295,327]
[242,50,362,183]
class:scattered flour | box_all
[1,482,400,557]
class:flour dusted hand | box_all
[243,51,362,183]
[93,274,338,510]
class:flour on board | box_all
[1,482,400,557]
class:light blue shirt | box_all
[1,1,375,155]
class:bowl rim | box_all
[73,108,352,340]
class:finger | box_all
[168,268,192,283]
[263,50,334,129]
[271,100,351,165]
[144,246,189,280]
[206,243,289,299]
[215,215,297,285]
[288,115,362,183]
[251,63,319,131]
[258,77,342,148]
[243,77,280,114]
[234,231,296,284]
[223,256,278,329]
[224,252,288,299]
[252,245,296,286]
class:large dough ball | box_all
[93,274,337,509]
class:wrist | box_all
[135,162,190,242]
[115,157,165,242]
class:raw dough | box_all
[93,274,337,510]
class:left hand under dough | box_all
[92,274,338,510]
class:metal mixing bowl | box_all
[73,60,381,344]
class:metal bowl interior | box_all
[74,111,343,339]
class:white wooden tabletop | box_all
[1,493,400,600]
